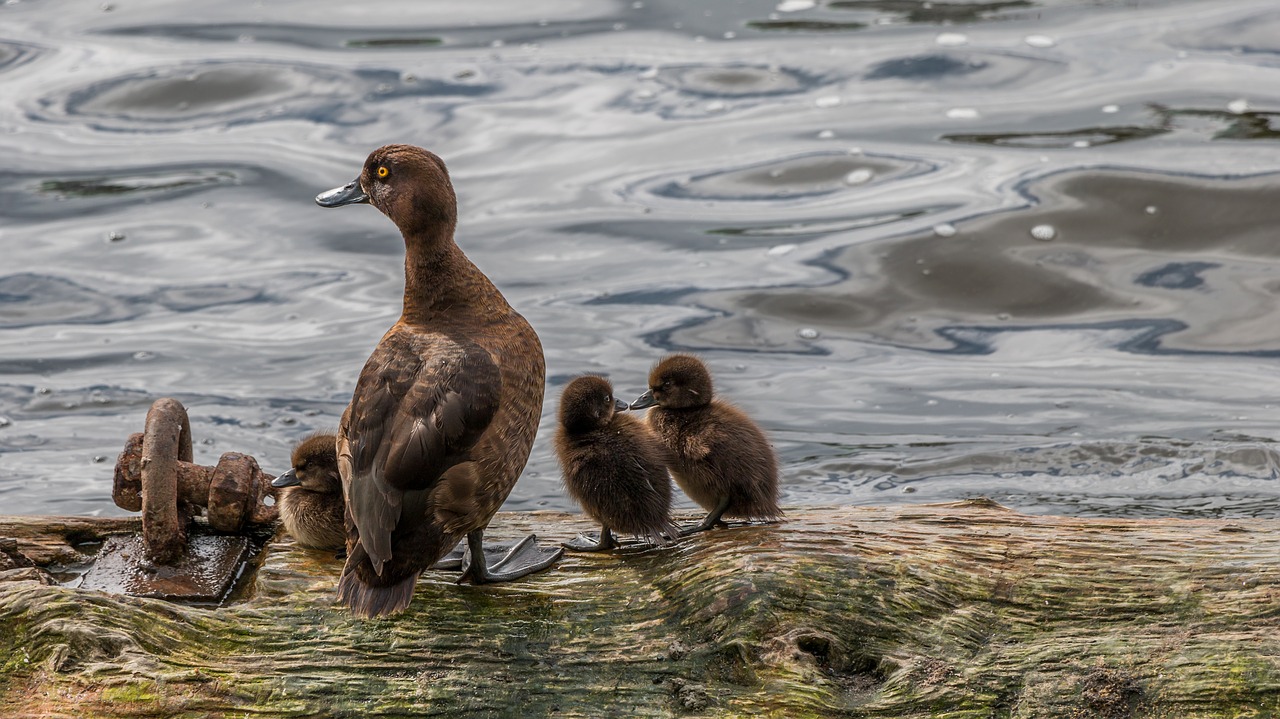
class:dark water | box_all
[3,0,1280,519]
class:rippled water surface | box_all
[4,0,1280,519]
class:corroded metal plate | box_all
[80,532,250,603]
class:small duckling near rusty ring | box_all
[555,375,679,551]
[272,433,346,552]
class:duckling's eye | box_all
[376,166,389,179]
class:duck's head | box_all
[315,144,457,236]
[559,375,629,433]
[272,433,342,494]
[630,354,713,411]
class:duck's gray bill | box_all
[315,179,369,208]
[613,397,629,412]
[629,390,657,410]
[271,468,301,488]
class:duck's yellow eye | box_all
[376,166,389,178]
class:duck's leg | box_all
[562,526,619,552]
[458,528,563,584]
[680,496,732,535]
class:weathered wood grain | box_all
[1,501,1278,718]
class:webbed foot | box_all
[458,531,563,584]
[432,540,520,571]
[562,527,618,552]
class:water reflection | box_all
[657,170,1280,354]
[827,0,1035,24]
[3,0,1280,520]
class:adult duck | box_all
[316,144,561,617]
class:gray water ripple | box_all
[646,151,927,202]
[37,61,495,131]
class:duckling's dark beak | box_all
[315,179,369,208]
[613,397,629,412]
[271,468,301,488]
[629,390,657,410]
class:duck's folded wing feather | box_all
[343,333,501,575]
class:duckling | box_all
[554,375,678,551]
[629,354,781,533]
[316,144,561,618]
[271,433,345,551]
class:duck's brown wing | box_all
[341,330,501,576]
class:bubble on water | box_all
[935,32,968,47]
[706,100,726,112]
[767,244,797,256]
[105,231,126,243]
[921,268,932,276]
[37,387,52,395]
[847,146,863,155]
[1145,205,1158,215]
[816,129,835,139]
[613,22,626,31]
[997,312,1011,320]
[0,416,11,428]
[815,95,841,108]
[1024,34,1055,48]
[490,39,505,48]
[639,66,658,79]
[632,0,644,7]
[926,399,939,406]
[1101,104,1119,114]
[132,351,155,361]
[1072,140,1091,148]
[1030,224,1057,241]
[933,223,957,237]
[843,168,873,185]
[636,88,654,100]
[92,455,106,463]
[723,31,736,40]
[797,327,820,339]
[1227,98,1250,114]
[777,0,816,11]
[946,107,980,119]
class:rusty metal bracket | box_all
[113,398,279,564]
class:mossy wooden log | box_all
[1,501,1278,718]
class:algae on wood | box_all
[1,501,1279,718]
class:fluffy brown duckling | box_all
[316,144,561,618]
[629,354,781,533]
[271,433,345,551]
[554,375,678,551]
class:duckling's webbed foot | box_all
[679,496,733,536]
[562,527,618,552]
[458,529,563,584]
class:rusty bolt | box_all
[113,398,280,564]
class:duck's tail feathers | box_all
[337,542,417,618]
